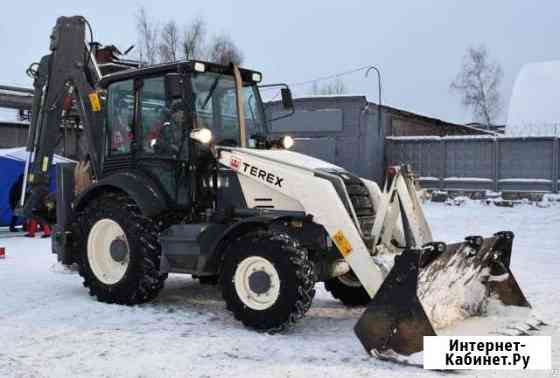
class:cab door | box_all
[103,79,135,174]
[135,75,191,208]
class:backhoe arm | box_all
[21,16,104,217]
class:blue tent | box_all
[0,148,74,226]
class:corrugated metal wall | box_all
[267,96,386,183]
[387,136,560,193]
[0,123,28,148]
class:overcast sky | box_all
[0,0,558,124]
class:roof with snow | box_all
[507,61,560,136]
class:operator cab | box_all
[97,60,294,214]
[99,61,283,155]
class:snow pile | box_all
[507,61,560,136]
[543,193,560,202]
[445,196,469,206]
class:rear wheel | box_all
[77,193,167,304]
[324,271,371,306]
[220,230,316,332]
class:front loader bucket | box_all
[355,231,531,356]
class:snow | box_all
[507,61,560,137]
[444,177,493,182]
[418,176,439,181]
[386,136,442,141]
[498,178,552,183]
[1,202,559,377]
[387,135,497,141]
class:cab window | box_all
[106,80,134,155]
[140,77,184,158]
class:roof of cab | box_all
[98,60,261,89]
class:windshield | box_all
[191,72,266,146]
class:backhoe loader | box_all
[20,16,539,361]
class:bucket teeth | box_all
[355,231,531,357]
[419,242,446,268]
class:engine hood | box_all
[225,148,347,173]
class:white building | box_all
[507,60,560,136]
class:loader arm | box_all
[217,147,386,296]
[369,165,432,250]
[21,16,104,217]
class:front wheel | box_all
[220,231,316,332]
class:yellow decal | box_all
[88,92,101,112]
[42,157,49,172]
[332,230,353,257]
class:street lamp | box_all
[365,66,383,135]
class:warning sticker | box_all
[88,92,101,112]
[332,230,353,257]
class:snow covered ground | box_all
[0,202,558,377]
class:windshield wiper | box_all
[201,74,222,109]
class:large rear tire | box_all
[324,271,371,306]
[220,230,315,332]
[77,193,167,305]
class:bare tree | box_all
[159,20,180,62]
[136,7,159,64]
[134,9,244,66]
[183,16,207,61]
[451,45,503,126]
[309,79,348,95]
[208,34,244,65]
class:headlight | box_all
[190,128,213,144]
[194,62,206,73]
[282,135,294,149]
[252,72,262,83]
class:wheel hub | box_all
[248,270,272,294]
[234,256,281,310]
[110,238,128,262]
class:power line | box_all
[289,64,372,88]
[260,64,373,93]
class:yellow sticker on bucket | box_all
[332,230,353,256]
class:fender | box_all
[74,171,169,217]
[199,212,310,274]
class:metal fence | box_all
[386,136,560,193]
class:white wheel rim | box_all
[234,256,281,310]
[87,219,129,285]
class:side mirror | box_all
[281,88,294,110]
[259,83,296,123]
[164,73,183,100]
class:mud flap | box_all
[355,231,530,356]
